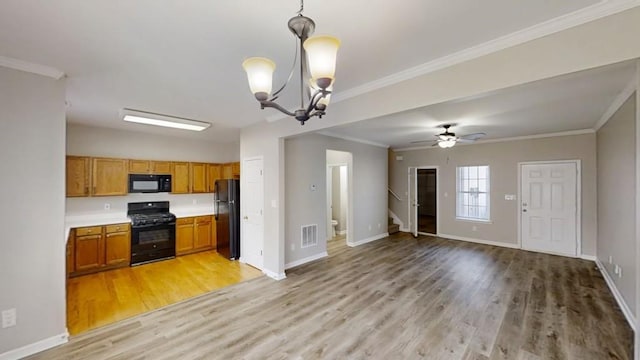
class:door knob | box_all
[522,209,527,212]
[243,216,248,220]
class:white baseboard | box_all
[348,233,389,247]
[285,251,328,269]
[595,260,636,331]
[438,233,520,249]
[262,269,287,281]
[580,254,597,261]
[400,226,410,232]
[388,209,404,229]
[0,332,68,360]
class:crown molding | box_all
[0,55,65,80]
[332,0,640,105]
[316,131,390,148]
[593,79,637,131]
[393,129,595,151]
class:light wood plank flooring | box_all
[67,250,263,335]
[33,233,632,359]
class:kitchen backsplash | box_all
[66,193,214,216]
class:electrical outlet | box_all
[290,243,295,251]
[192,199,197,205]
[104,203,110,210]
[368,224,372,231]
[472,225,477,231]
[2,308,16,328]
[378,223,381,229]
[609,255,613,264]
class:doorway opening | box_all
[408,166,439,236]
[326,150,352,248]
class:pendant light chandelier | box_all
[242,1,340,125]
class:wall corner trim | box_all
[348,233,389,247]
[0,56,65,80]
[0,331,69,360]
[285,251,329,270]
[262,269,287,281]
[595,259,637,331]
[593,79,637,131]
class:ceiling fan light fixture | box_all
[438,139,456,148]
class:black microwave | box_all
[128,174,172,193]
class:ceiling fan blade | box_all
[458,132,486,141]
[456,138,475,143]
[410,139,437,144]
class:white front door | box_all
[242,157,264,269]
[521,162,578,257]
[408,167,418,237]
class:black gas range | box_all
[128,201,176,266]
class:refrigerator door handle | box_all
[214,182,219,220]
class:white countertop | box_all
[64,205,215,242]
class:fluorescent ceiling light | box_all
[122,109,211,131]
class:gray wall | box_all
[0,68,67,354]
[597,94,637,316]
[67,123,239,162]
[285,134,388,266]
[389,133,597,255]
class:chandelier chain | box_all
[297,0,304,15]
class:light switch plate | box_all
[504,194,516,201]
[2,308,16,328]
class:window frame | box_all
[456,165,491,222]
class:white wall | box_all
[597,94,637,316]
[389,134,597,254]
[284,134,388,267]
[65,123,239,216]
[240,8,640,279]
[0,68,67,356]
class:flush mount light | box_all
[122,109,211,131]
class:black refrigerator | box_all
[215,179,240,260]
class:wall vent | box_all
[301,224,318,248]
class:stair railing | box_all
[388,188,402,201]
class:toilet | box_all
[331,220,338,237]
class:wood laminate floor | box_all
[67,250,263,335]
[34,233,632,359]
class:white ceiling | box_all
[324,61,637,149]
[0,0,614,143]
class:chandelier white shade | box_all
[304,35,341,84]
[242,57,276,99]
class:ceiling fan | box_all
[411,124,486,148]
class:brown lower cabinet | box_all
[69,223,131,277]
[176,216,216,256]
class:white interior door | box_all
[408,167,418,237]
[521,162,578,257]
[242,157,264,269]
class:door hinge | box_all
[260,250,263,256]
[260,170,263,175]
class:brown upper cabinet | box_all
[190,163,208,193]
[66,156,91,197]
[172,162,190,194]
[232,162,240,178]
[207,164,221,192]
[129,160,172,174]
[221,162,240,179]
[66,155,236,197]
[92,158,129,196]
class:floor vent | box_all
[301,224,318,248]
